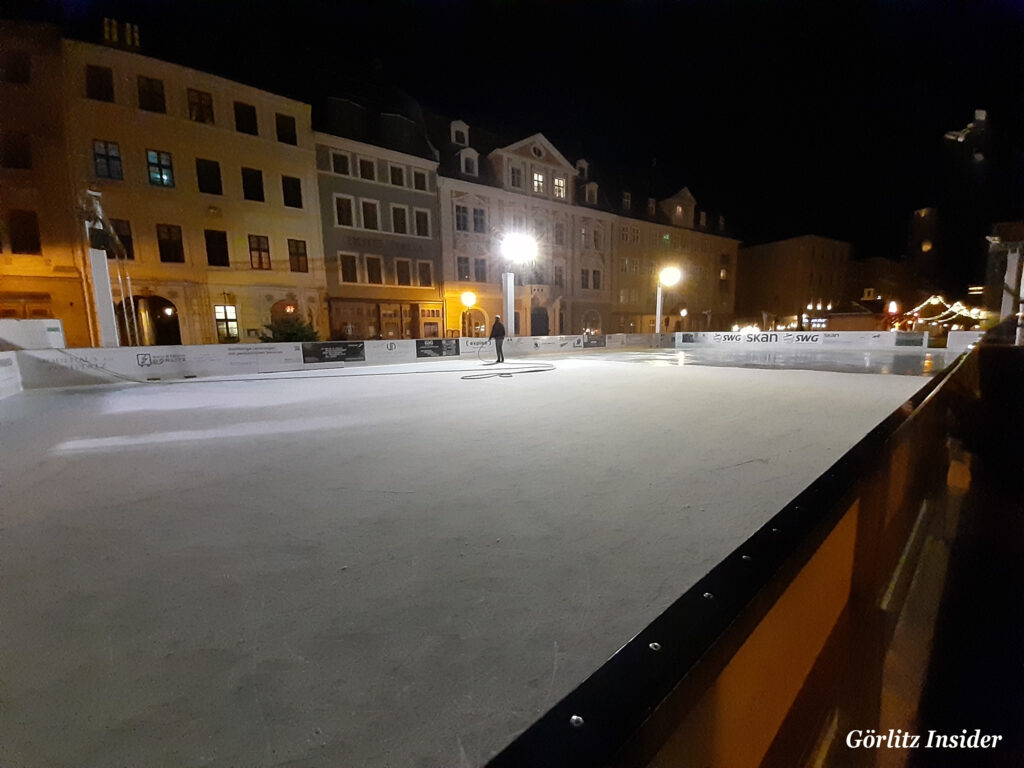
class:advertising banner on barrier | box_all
[674,330,912,349]
[0,351,22,400]
[894,332,926,347]
[363,339,417,364]
[301,341,365,363]
[416,339,460,357]
[503,336,578,355]
[581,335,607,348]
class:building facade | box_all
[2,20,327,347]
[736,235,851,329]
[314,124,443,340]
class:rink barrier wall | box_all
[487,348,977,768]
[673,329,930,349]
[0,351,22,400]
[0,318,66,350]
[946,330,984,357]
[13,330,954,389]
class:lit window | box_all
[214,305,238,343]
[532,171,545,194]
[146,149,174,187]
[554,176,566,199]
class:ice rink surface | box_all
[0,349,941,767]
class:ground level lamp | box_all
[499,233,537,338]
[654,265,682,341]
[460,291,477,336]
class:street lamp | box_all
[499,233,537,338]
[460,291,477,337]
[654,265,681,342]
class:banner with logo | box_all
[301,341,365,363]
[415,339,460,357]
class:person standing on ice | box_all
[489,315,506,363]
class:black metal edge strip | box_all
[484,355,970,768]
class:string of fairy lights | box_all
[896,295,988,329]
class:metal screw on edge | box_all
[703,592,714,600]
[569,715,584,728]
[649,642,662,651]
[741,554,752,561]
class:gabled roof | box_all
[495,133,576,172]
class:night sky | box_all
[15,0,1024,296]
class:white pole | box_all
[1017,252,1024,346]
[502,271,515,338]
[654,282,663,346]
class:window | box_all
[288,239,308,272]
[622,192,631,210]
[194,158,221,195]
[593,228,602,250]
[2,132,31,169]
[234,101,258,135]
[340,253,358,283]
[648,198,656,216]
[187,89,214,123]
[214,305,239,343]
[414,209,430,237]
[241,168,265,201]
[457,256,470,281]
[137,76,165,112]
[2,51,31,84]
[157,224,184,263]
[417,261,433,287]
[335,196,354,227]
[413,169,427,191]
[454,129,467,145]
[361,200,379,230]
[554,265,564,287]
[580,269,589,289]
[248,234,270,269]
[455,205,469,231]
[389,165,405,186]
[85,65,114,101]
[9,210,41,254]
[147,150,174,187]
[473,208,486,233]
[554,176,566,199]
[463,156,476,175]
[474,258,487,282]
[275,113,297,145]
[532,171,545,194]
[396,259,412,285]
[281,176,303,208]
[391,206,408,234]
[110,218,134,259]
[585,184,597,204]
[631,226,640,244]
[592,270,601,290]
[554,222,565,246]
[332,152,350,175]
[204,229,229,267]
[358,158,376,180]
[510,166,523,188]
[365,256,383,284]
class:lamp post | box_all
[654,265,682,343]
[499,233,537,338]
[460,291,477,336]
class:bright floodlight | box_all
[888,300,899,314]
[680,308,688,317]
[659,266,682,287]
[500,233,537,264]
[460,291,476,308]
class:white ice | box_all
[0,351,932,767]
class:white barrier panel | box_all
[672,330,927,349]
[502,335,582,355]
[946,331,984,357]
[605,333,651,348]
[0,351,22,400]
[0,319,66,350]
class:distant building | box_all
[1,19,327,346]
[315,94,442,340]
[736,235,851,329]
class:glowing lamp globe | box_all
[500,233,537,264]
[659,266,682,287]
[460,291,476,308]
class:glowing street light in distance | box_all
[659,265,682,287]
[460,291,476,308]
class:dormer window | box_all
[699,211,707,228]
[622,192,631,211]
[450,119,469,146]
[459,147,478,176]
[532,170,545,194]
[675,204,683,216]
[648,198,656,216]
[531,144,543,158]
[553,175,566,199]
[576,158,588,179]
[584,182,597,205]
[510,165,523,188]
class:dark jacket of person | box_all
[490,319,506,339]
